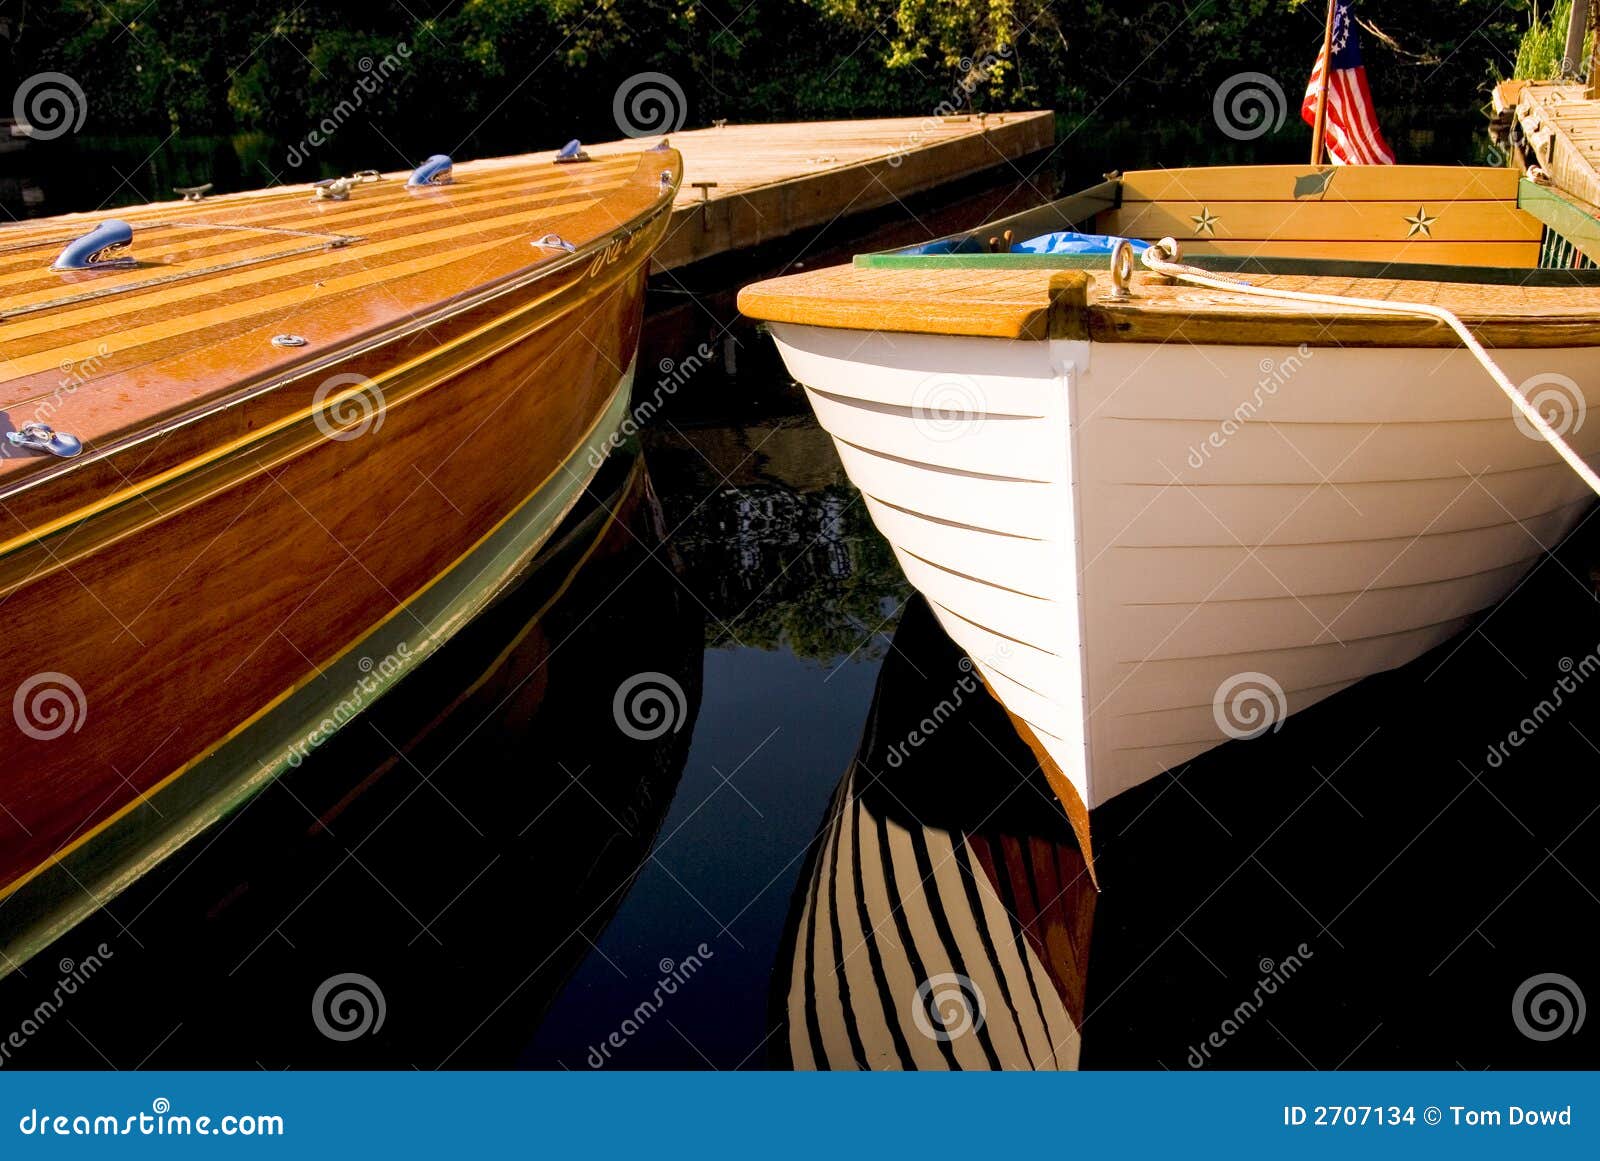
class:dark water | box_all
[1,111,1594,1069]
[0,386,1595,1069]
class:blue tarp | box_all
[1013,230,1149,255]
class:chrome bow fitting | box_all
[51,220,135,271]
[554,139,591,164]
[406,155,454,187]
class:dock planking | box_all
[584,112,1055,271]
[1497,80,1600,214]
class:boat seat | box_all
[1094,164,1543,268]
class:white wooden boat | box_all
[740,164,1600,867]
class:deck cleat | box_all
[6,423,83,458]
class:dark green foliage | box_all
[1,1,1540,160]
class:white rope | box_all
[1138,237,1600,499]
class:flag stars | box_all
[1403,205,1437,239]
[1190,206,1220,237]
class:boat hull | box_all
[770,321,1600,811]
[0,241,656,967]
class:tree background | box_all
[0,1,1546,209]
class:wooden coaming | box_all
[0,147,679,899]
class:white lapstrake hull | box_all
[772,321,1600,810]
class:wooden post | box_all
[1563,0,1589,78]
[1589,0,1600,98]
[1309,0,1336,165]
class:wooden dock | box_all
[584,112,1055,272]
[1493,80,1600,261]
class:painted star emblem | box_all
[1403,205,1437,239]
[1190,206,1220,237]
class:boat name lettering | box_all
[588,229,641,277]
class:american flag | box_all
[1301,1,1395,165]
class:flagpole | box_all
[1310,0,1336,164]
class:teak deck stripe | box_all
[0,190,614,330]
[0,153,643,245]
[0,199,605,381]
[0,179,631,299]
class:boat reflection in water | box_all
[0,446,704,1067]
[773,596,1095,1070]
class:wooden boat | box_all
[773,596,1093,1070]
[740,164,1600,866]
[0,143,682,971]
